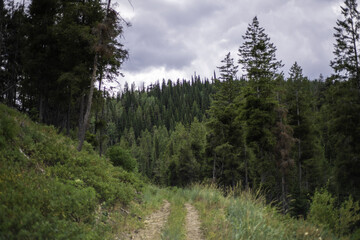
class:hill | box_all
[0,103,145,239]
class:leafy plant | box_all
[106,145,138,172]
[308,188,360,237]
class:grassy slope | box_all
[0,104,145,239]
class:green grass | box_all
[108,185,168,238]
[184,184,232,239]
[161,188,187,240]
[184,184,340,240]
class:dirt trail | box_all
[185,203,204,240]
[129,200,171,240]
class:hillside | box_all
[1,103,357,239]
[0,104,145,239]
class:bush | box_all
[0,104,145,239]
[308,188,360,237]
[106,145,138,172]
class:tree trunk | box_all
[281,170,287,213]
[244,143,249,190]
[212,153,216,183]
[99,86,105,157]
[78,93,85,138]
[39,94,44,123]
[77,54,98,151]
[77,0,111,151]
[350,17,360,90]
[94,72,103,134]
[296,89,302,191]
[66,94,71,136]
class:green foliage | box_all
[308,189,338,231]
[0,104,144,239]
[106,145,138,172]
[0,107,19,148]
[308,188,360,237]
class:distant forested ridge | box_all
[1,0,360,231]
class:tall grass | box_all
[184,184,232,239]
[184,183,339,240]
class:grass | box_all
[161,188,187,240]
[109,185,168,239]
[184,184,232,239]
[183,183,340,240]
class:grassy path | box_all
[185,203,204,240]
[129,200,171,240]
[118,185,339,240]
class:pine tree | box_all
[326,0,360,201]
[331,0,360,89]
[78,0,128,151]
[238,16,283,193]
[274,106,295,213]
[238,16,283,83]
[206,52,243,187]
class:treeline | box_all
[113,77,212,138]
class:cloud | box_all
[115,0,344,85]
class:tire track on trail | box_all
[185,203,204,240]
[129,200,171,240]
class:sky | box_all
[113,0,342,87]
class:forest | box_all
[1,0,360,239]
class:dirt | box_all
[129,200,171,240]
[185,203,204,240]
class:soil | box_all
[185,203,204,240]
[129,200,171,240]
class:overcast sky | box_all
[114,0,343,87]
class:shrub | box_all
[308,189,337,230]
[308,188,360,237]
[106,145,138,172]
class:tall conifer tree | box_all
[207,52,243,186]
[238,17,283,192]
[331,0,360,89]
[328,0,360,200]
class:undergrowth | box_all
[0,104,145,239]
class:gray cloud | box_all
[117,0,343,82]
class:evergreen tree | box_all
[274,106,295,213]
[78,0,128,151]
[206,52,243,187]
[331,0,360,89]
[0,1,26,107]
[238,16,283,82]
[239,16,283,194]
[327,0,360,201]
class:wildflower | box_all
[304,232,308,236]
